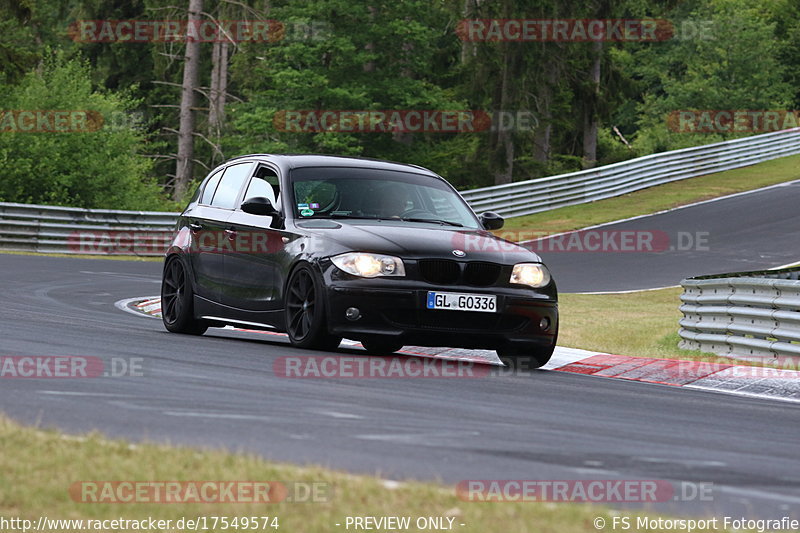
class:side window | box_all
[243,167,280,207]
[211,163,253,209]
[199,169,223,205]
[244,178,274,204]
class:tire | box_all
[361,337,404,355]
[497,321,558,370]
[496,342,555,370]
[161,256,208,335]
[285,265,342,351]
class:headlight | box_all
[510,263,550,288]
[331,252,406,278]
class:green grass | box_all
[559,288,699,358]
[558,287,788,367]
[502,154,800,235]
[0,415,722,533]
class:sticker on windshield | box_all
[310,202,320,209]
[300,208,315,217]
[297,203,309,209]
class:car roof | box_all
[225,154,438,177]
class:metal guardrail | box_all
[679,267,800,359]
[0,202,178,256]
[1,129,799,255]
[460,128,800,218]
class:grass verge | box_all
[559,288,701,359]
[0,415,712,533]
[557,287,783,367]
[502,154,800,235]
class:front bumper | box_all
[321,268,558,350]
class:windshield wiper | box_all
[399,217,463,227]
[327,214,464,227]
[328,214,382,220]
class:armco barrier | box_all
[460,128,800,218]
[679,267,800,359]
[1,129,799,255]
[0,203,179,256]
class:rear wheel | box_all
[161,256,208,335]
[361,337,404,355]
[285,265,342,351]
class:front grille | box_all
[418,259,460,285]
[463,262,501,286]
[417,260,503,287]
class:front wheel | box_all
[161,256,208,335]
[285,265,342,351]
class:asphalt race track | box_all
[1,251,799,520]
[2,184,800,520]
[528,180,800,292]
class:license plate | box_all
[426,291,497,313]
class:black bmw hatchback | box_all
[161,154,558,367]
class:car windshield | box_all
[290,166,481,229]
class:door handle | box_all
[189,223,202,232]
[225,229,237,240]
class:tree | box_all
[173,0,203,201]
[631,0,793,153]
[0,54,169,210]
[222,0,469,177]
[771,0,800,108]
[0,0,38,85]
[3,0,797,200]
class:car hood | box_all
[297,220,543,265]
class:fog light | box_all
[346,307,361,321]
[539,317,550,331]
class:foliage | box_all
[1,0,798,207]
[0,53,171,210]
[629,0,792,153]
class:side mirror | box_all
[479,211,504,230]
[241,197,281,217]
